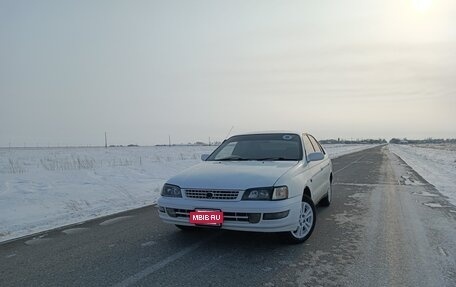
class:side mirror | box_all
[307,152,324,162]
[201,154,209,161]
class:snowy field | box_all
[389,144,456,206]
[0,143,377,242]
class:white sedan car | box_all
[157,131,333,243]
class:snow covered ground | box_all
[0,143,378,242]
[389,144,456,206]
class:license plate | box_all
[189,210,224,226]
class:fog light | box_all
[166,208,177,217]
[248,213,261,223]
[263,210,289,220]
[158,206,165,212]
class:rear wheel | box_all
[282,195,316,244]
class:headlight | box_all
[161,184,182,197]
[242,187,273,200]
[242,186,288,200]
[272,186,288,200]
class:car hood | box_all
[167,161,298,190]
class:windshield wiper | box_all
[217,156,297,161]
[254,157,295,161]
[216,156,250,161]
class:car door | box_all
[302,134,323,201]
[308,135,331,200]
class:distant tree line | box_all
[155,141,222,147]
[320,138,387,144]
[389,138,456,144]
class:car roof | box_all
[231,130,307,137]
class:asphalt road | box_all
[1,146,456,287]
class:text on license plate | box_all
[189,210,224,225]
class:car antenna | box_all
[225,126,234,139]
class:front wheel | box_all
[282,195,316,244]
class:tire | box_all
[320,181,332,207]
[175,225,198,231]
[282,195,316,244]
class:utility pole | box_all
[105,132,108,148]
[168,135,171,147]
[208,137,211,146]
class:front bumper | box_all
[157,196,301,232]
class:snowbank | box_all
[323,144,379,159]
[389,144,456,206]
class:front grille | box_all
[224,212,249,222]
[174,209,190,218]
[185,189,239,200]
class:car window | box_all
[313,136,326,154]
[308,135,324,154]
[302,134,316,155]
[207,133,303,161]
[213,142,236,159]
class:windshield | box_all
[206,133,302,161]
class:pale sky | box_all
[1,0,455,146]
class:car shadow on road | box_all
[169,206,330,249]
